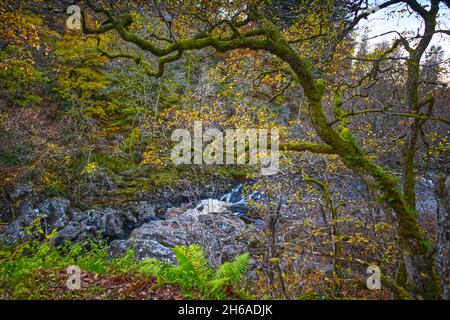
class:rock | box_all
[1,208,41,244]
[131,220,188,248]
[154,206,165,218]
[165,207,186,219]
[130,201,156,222]
[154,184,206,209]
[1,199,128,245]
[55,208,126,244]
[122,206,250,265]
[117,201,159,231]
[109,239,175,263]
[54,223,82,242]
[17,199,35,218]
[1,197,70,244]
[0,180,256,267]
[83,208,125,238]
[38,197,71,229]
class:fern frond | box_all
[214,253,249,284]
[137,257,171,279]
[137,245,250,299]
[173,244,210,275]
[206,278,231,299]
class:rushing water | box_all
[184,183,265,225]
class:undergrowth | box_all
[0,228,250,299]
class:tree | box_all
[80,0,448,298]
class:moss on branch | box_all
[280,142,336,154]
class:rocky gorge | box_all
[0,181,264,266]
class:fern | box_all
[172,245,212,294]
[173,245,211,277]
[138,258,171,277]
[136,245,250,299]
[215,253,250,284]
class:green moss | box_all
[313,79,325,97]
[216,165,255,181]
[148,168,181,186]
[419,237,434,252]
[303,59,314,74]
[91,153,139,174]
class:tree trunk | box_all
[434,175,450,299]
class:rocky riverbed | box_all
[0,182,266,266]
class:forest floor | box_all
[2,268,185,300]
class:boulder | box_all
[109,239,175,263]
[1,197,70,244]
[1,198,130,245]
[55,208,125,244]
[126,201,156,224]
[38,197,71,228]
[165,207,187,219]
[0,195,179,246]
[1,186,255,267]
[111,206,250,265]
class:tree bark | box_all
[434,175,450,299]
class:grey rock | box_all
[125,208,249,264]
[80,208,125,239]
[1,197,70,244]
[38,197,71,228]
[130,201,156,222]
[109,239,175,263]
[17,199,35,218]
[165,207,187,219]
[55,209,126,245]
[55,223,81,242]
[1,184,254,267]
[117,201,158,231]
[1,210,40,244]
[1,199,127,245]
[131,220,188,248]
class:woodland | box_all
[0,0,449,300]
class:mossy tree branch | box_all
[280,142,336,154]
